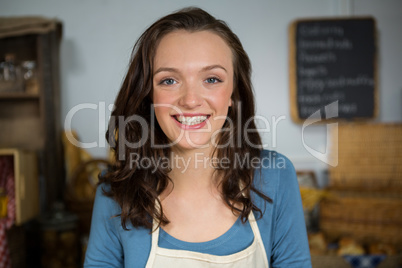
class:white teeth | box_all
[176,115,208,125]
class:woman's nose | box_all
[178,83,203,109]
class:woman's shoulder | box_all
[252,149,298,198]
[259,149,292,166]
[257,149,296,178]
[93,182,122,216]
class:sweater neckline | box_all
[158,216,242,251]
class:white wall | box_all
[1,0,401,186]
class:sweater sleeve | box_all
[270,155,312,268]
[84,184,124,267]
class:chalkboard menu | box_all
[289,17,377,122]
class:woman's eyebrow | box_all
[154,65,227,76]
[200,65,227,73]
[154,67,179,75]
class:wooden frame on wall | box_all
[289,17,378,123]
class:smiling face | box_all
[152,30,234,152]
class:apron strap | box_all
[146,203,161,268]
[248,211,269,268]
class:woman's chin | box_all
[171,139,212,152]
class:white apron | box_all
[145,211,269,268]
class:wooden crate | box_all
[0,148,39,225]
[312,255,402,268]
[329,123,402,191]
[320,190,402,248]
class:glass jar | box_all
[0,53,23,92]
[22,60,39,94]
[3,54,17,81]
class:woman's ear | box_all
[229,98,232,107]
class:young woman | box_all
[84,7,311,268]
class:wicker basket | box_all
[311,255,350,268]
[65,159,110,235]
[329,123,402,191]
[320,190,402,248]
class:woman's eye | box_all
[160,78,176,85]
[205,77,222,84]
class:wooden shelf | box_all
[0,17,64,267]
[0,20,64,213]
[0,92,40,100]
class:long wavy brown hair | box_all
[102,7,272,230]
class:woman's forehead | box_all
[153,30,234,73]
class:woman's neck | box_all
[166,147,220,196]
